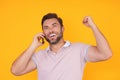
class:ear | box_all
[62,26,64,32]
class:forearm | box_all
[11,43,37,74]
[91,25,112,56]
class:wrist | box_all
[30,42,38,50]
[90,24,97,29]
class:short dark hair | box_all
[41,13,63,27]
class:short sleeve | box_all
[84,45,91,62]
[31,50,42,67]
[32,53,37,67]
[80,43,91,63]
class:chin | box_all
[50,40,58,44]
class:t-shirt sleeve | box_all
[32,53,38,67]
[31,51,41,67]
[84,45,91,62]
[80,43,91,63]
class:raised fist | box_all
[83,16,96,27]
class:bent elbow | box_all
[11,67,22,76]
[103,52,113,60]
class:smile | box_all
[50,33,56,37]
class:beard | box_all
[44,31,63,45]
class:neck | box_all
[49,38,65,53]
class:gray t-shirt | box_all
[32,41,90,80]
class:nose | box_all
[49,27,54,33]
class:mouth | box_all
[49,33,56,38]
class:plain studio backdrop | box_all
[0,0,120,80]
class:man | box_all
[11,13,112,80]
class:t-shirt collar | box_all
[46,41,71,51]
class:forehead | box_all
[43,18,59,26]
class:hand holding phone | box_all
[32,32,45,48]
[41,38,45,44]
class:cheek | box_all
[43,31,48,36]
[54,27,61,32]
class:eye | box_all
[43,26,49,29]
[53,23,58,27]
[53,24,57,27]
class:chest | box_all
[38,48,82,74]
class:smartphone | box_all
[41,38,45,44]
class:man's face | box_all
[42,18,64,44]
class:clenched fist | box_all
[83,16,96,28]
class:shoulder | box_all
[33,49,47,58]
[71,42,90,48]
[70,42,90,51]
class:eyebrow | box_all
[52,23,58,25]
[43,22,58,28]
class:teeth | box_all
[50,34,56,37]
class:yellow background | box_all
[0,0,120,80]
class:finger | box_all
[38,32,45,36]
[39,34,45,39]
[37,35,44,41]
[83,17,88,23]
[85,18,88,22]
[38,37,45,44]
[35,32,45,38]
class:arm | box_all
[83,16,112,62]
[11,33,45,76]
